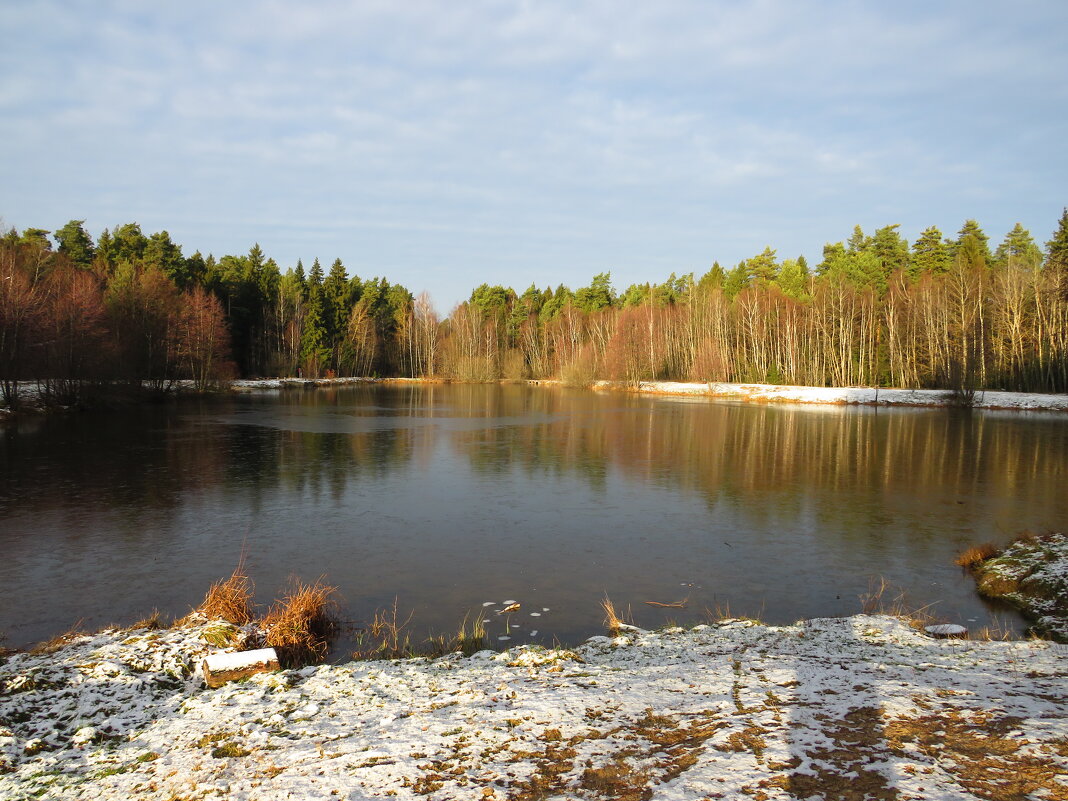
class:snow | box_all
[5,378,1067,414]
[976,532,1068,641]
[619,381,1068,411]
[2,615,1065,799]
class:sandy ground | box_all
[2,615,1066,800]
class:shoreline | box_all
[2,614,1065,799]
[4,377,1066,416]
[229,376,1068,413]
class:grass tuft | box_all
[425,612,488,658]
[30,621,86,655]
[859,577,940,630]
[261,577,339,667]
[353,599,415,660]
[601,596,630,636]
[196,569,255,626]
[133,609,167,630]
[955,542,1000,570]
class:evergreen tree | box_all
[574,272,615,312]
[300,258,329,374]
[871,224,910,276]
[847,225,870,254]
[1046,207,1068,293]
[95,228,114,269]
[950,220,991,265]
[144,231,186,286]
[293,259,308,300]
[54,220,95,268]
[747,247,778,283]
[111,223,148,264]
[698,261,725,292]
[993,223,1042,269]
[723,262,751,298]
[18,228,52,251]
[184,251,208,287]
[910,226,950,278]
[323,258,352,347]
[538,285,572,321]
[775,258,810,300]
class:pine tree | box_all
[950,220,991,266]
[1046,207,1068,295]
[910,226,950,278]
[144,231,186,285]
[54,220,95,268]
[993,223,1042,269]
[747,247,778,283]
[871,224,910,276]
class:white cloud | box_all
[2,0,1066,309]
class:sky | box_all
[2,1,1067,312]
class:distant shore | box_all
[4,377,1066,418]
[229,376,1068,412]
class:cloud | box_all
[2,1,1067,309]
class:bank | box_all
[2,613,1066,800]
[230,377,1068,413]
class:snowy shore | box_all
[2,615,1066,800]
[4,377,1066,416]
[598,380,1068,412]
[227,377,1068,413]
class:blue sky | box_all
[2,1,1066,311]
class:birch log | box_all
[202,648,280,688]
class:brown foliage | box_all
[955,542,1000,569]
[196,569,255,625]
[261,577,339,666]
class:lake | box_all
[1,383,1066,656]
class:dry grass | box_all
[133,609,167,630]
[195,568,255,626]
[601,596,629,635]
[261,577,339,667]
[426,612,488,658]
[955,542,1000,569]
[30,621,86,655]
[353,599,415,660]
[859,577,940,629]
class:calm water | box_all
[2,384,1066,655]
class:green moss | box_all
[211,742,251,758]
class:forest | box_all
[2,210,1067,409]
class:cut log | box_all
[202,648,280,688]
[924,624,968,639]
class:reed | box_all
[425,612,488,658]
[261,577,339,667]
[602,596,627,635]
[196,568,255,626]
[859,577,940,629]
[353,599,415,660]
[955,542,1000,570]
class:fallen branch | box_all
[643,597,689,609]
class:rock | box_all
[925,624,968,639]
[201,648,280,688]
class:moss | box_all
[211,742,251,758]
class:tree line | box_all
[2,210,1067,408]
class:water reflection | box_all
[0,384,1065,652]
